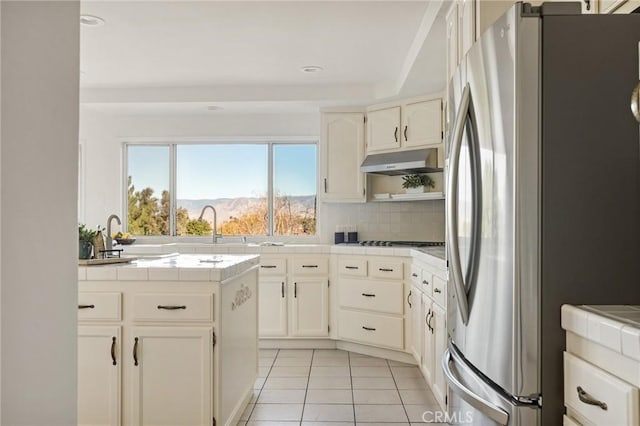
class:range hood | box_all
[360,148,443,176]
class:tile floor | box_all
[239,349,447,426]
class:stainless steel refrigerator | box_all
[443,3,640,425]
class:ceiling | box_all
[80,1,447,115]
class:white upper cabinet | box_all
[402,99,443,148]
[366,97,443,155]
[459,0,475,58]
[446,3,459,84]
[320,112,366,202]
[367,106,402,153]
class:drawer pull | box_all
[434,288,442,294]
[361,293,376,297]
[302,265,318,268]
[294,282,297,298]
[345,266,359,270]
[412,273,418,278]
[157,305,186,310]
[261,265,277,269]
[133,337,139,366]
[78,304,95,309]
[281,282,285,298]
[379,268,394,272]
[422,280,429,285]
[577,386,608,410]
[362,326,376,331]
[111,336,117,366]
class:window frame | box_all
[122,137,319,239]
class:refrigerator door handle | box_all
[446,83,471,325]
[443,347,509,425]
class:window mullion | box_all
[268,143,274,236]
[170,144,177,236]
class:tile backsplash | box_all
[319,200,445,243]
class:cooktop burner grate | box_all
[358,241,445,247]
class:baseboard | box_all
[224,381,254,426]
[258,338,417,365]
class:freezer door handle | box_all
[442,348,509,425]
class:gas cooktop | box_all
[358,241,445,247]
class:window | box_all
[124,142,317,237]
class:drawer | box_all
[369,259,403,280]
[78,292,121,321]
[259,258,287,275]
[132,293,213,322]
[409,264,421,286]
[563,415,582,426]
[431,275,446,306]
[338,309,403,350]
[564,352,639,426]
[338,258,367,277]
[339,279,403,314]
[290,257,329,276]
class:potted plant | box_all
[402,174,435,194]
[79,224,98,259]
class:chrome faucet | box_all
[198,205,221,244]
[106,214,121,251]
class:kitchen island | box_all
[78,254,259,426]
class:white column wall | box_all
[1,2,79,424]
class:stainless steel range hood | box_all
[360,148,443,175]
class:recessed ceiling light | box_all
[80,15,105,27]
[206,106,223,111]
[300,66,324,73]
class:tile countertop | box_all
[79,254,259,282]
[562,304,640,362]
[118,243,447,265]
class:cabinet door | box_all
[259,278,288,337]
[459,0,475,58]
[401,99,443,149]
[78,326,121,426]
[289,279,329,337]
[130,327,212,426]
[446,2,459,84]
[432,303,447,408]
[410,286,423,363]
[421,296,435,385]
[320,112,366,202]
[367,106,401,153]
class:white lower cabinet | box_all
[130,327,212,426]
[409,285,423,362]
[258,278,287,337]
[259,255,330,339]
[78,325,121,426]
[431,302,447,406]
[422,295,436,385]
[290,278,329,337]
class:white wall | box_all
[1,2,79,424]
[80,108,445,243]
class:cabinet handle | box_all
[394,127,398,142]
[428,312,434,334]
[422,280,429,286]
[78,304,95,309]
[345,266,359,270]
[426,310,432,332]
[362,326,376,331]
[281,282,285,298]
[379,268,394,272]
[111,336,117,366]
[632,81,640,123]
[133,337,139,366]
[434,288,442,294]
[324,178,327,193]
[157,305,186,310]
[407,290,412,308]
[583,0,591,10]
[412,273,418,278]
[361,293,376,297]
[261,265,277,269]
[577,386,607,410]
[404,125,408,141]
[294,282,297,298]
[302,265,318,268]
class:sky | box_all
[127,143,317,200]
